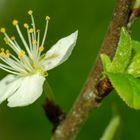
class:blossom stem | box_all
[43,80,55,102]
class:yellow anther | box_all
[0,52,5,57]
[18,50,25,59]
[37,29,40,32]
[12,20,18,26]
[24,23,29,29]
[6,49,9,54]
[32,40,37,45]
[11,36,15,41]
[0,28,6,33]
[38,46,44,52]
[4,37,9,44]
[28,10,33,15]
[6,50,10,58]
[1,48,4,52]
[46,16,50,21]
[29,28,34,33]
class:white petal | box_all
[43,30,78,70]
[0,75,21,104]
[8,73,45,107]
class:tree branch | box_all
[51,0,132,140]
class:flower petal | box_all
[0,75,21,104]
[43,30,78,70]
[7,73,45,107]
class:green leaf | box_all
[132,40,140,54]
[127,40,140,77]
[110,27,132,73]
[127,54,140,77]
[107,72,140,109]
[100,115,121,140]
[100,54,111,72]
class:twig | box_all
[51,0,132,140]
[43,98,65,132]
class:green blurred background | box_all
[0,0,140,140]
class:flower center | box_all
[0,10,50,76]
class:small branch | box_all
[51,0,132,140]
[43,98,65,132]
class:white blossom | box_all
[0,10,78,107]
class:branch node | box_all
[95,77,113,103]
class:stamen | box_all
[32,40,37,45]
[6,40,20,54]
[0,11,52,76]
[12,20,19,26]
[10,54,32,72]
[29,28,34,33]
[38,46,44,52]
[1,48,4,52]
[0,27,6,33]
[15,24,33,58]
[37,29,40,49]
[3,32,20,54]
[30,30,38,57]
[41,16,50,47]
[0,49,30,75]
[46,16,50,21]
[0,63,17,71]
[4,37,9,44]
[6,49,9,53]
[0,63,20,75]
[24,23,29,29]
[37,29,40,32]
[28,10,33,15]
[11,36,15,41]
[28,10,37,41]
[18,50,25,59]
[0,48,10,58]
[0,51,5,57]
[6,50,10,58]
[26,28,33,51]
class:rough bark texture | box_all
[51,0,132,140]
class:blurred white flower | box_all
[0,10,78,107]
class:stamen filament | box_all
[10,54,32,72]
[31,31,38,58]
[41,18,49,47]
[0,64,20,75]
[37,29,40,47]
[15,24,33,58]
[26,28,33,52]
[1,57,23,72]
[0,57,22,74]
[28,10,37,42]
[3,33,20,54]
[0,63,16,71]
[31,15,36,40]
